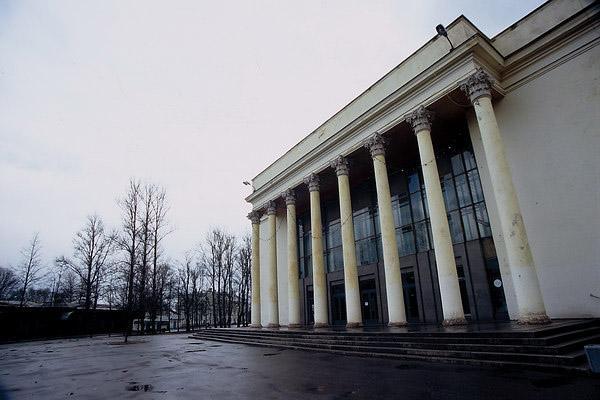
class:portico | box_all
[245,0,600,327]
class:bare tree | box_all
[56,215,116,310]
[201,228,238,328]
[149,186,170,333]
[236,235,252,327]
[178,253,195,332]
[136,184,155,334]
[0,267,18,300]
[17,233,45,306]
[118,179,143,342]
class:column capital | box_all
[406,106,433,134]
[364,132,386,158]
[460,68,493,103]
[330,155,349,176]
[304,173,320,192]
[283,189,296,206]
[266,200,277,215]
[247,210,262,224]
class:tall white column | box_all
[304,174,329,327]
[461,69,549,324]
[265,201,279,328]
[248,210,262,328]
[330,156,362,328]
[365,134,408,326]
[407,107,466,325]
[284,189,302,328]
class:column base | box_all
[266,323,280,329]
[517,313,551,325]
[388,321,408,328]
[287,323,302,329]
[250,324,262,329]
[442,317,468,326]
[346,322,362,329]
[313,322,329,329]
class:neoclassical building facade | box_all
[245,0,600,328]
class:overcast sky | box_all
[0,0,545,270]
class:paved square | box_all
[0,334,598,399]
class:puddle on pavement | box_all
[126,383,165,393]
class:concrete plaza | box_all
[0,333,598,399]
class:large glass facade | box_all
[353,208,379,267]
[298,148,493,276]
[297,220,312,278]
[441,150,492,243]
[325,220,343,272]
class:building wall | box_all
[469,41,600,318]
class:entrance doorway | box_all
[305,286,314,325]
[360,278,379,325]
[401,268,420,322]
[482,238,509,320]
[330,283,346,326]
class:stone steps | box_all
[190,319,599,372]
[193,330,600,356]
[198,323,600,346]
[190,334,588,373]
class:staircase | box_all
[190,319,600,372]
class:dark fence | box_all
[0,306,128,343]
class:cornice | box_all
[246,37,506,208]
[501,7,600,86]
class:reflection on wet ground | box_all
[0,334,598,399]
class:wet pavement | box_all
[0,333,598,399]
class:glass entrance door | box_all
[330,283,346,326]
[401,268,420,322]
[360,279,379,325]
[305,286,314,325]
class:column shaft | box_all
[266,203,279,328]
[408,107,466,325]
[365,136,408,326]
[332,157,362,327]
[285,191,301,327]
[474,96,548,323]
[250,217,261,328]
[306,174,328,327]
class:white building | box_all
[245,0,600,328]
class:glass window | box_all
[415,221,430,252]
[356,238,378,266]
[408,173,420,193]
[354,210,374,240]
[392,196,412,227]
[397,225,416,256]
[451,154,464,175]
[455,174,472,207]
[461,206,479,241]
[410,192,425,221]
[327,222,342,249]
[474,203,492,238]
[468,170,484,203]
[448,210,463,244]
[442,178,458,211]
[463,150,477,171]
[327,247,343,272]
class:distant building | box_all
[245,0,599,328]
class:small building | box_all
[244,0,600,328]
